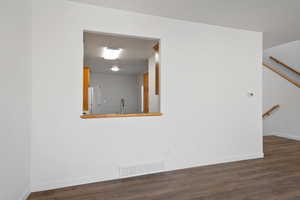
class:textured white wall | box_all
[0,0,31,199]
[31,0,263,191]
[263,42,300,139]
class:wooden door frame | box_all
[143,72,149,113]
[83,66,90,112]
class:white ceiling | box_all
[73,0,300,49]
[85,57,149,75]
[84,32,157,74]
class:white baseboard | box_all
[270,132,300,141]
[263,132,275,136]
[20,187,31,200]
[166,152,264,175]
[31,153,264,192]
[31,175,116,192]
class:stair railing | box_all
[262,63,300,88]
[263,105,280,118]
[270,56,300,76]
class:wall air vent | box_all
[119,161,165,178]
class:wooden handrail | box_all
[262,63,300,88]
[270,56,300,76]
[263,105,280,118]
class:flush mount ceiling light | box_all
[102,47,122,60]
[110,66,120,72]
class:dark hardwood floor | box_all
[28,136,300,200]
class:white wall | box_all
[90,73,141,114]
[0,0,31,199]
[148,54,160,112]
[263,42,300,139]
[31,0,263,192]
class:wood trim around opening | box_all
[155,63,160,95]
[143,72,149,113]
[83,66,90,111]
[153,42,160,95]
[81,112,163,119]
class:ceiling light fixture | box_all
[102,47,122,60]
[110,66,120,72]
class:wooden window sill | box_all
[80,112,163,119]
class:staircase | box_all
[262,56,300,118]
[263,41,300,139]
[263,56,300,88]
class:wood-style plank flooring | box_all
[28,136,300,200]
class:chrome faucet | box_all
[120,98,125,114]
